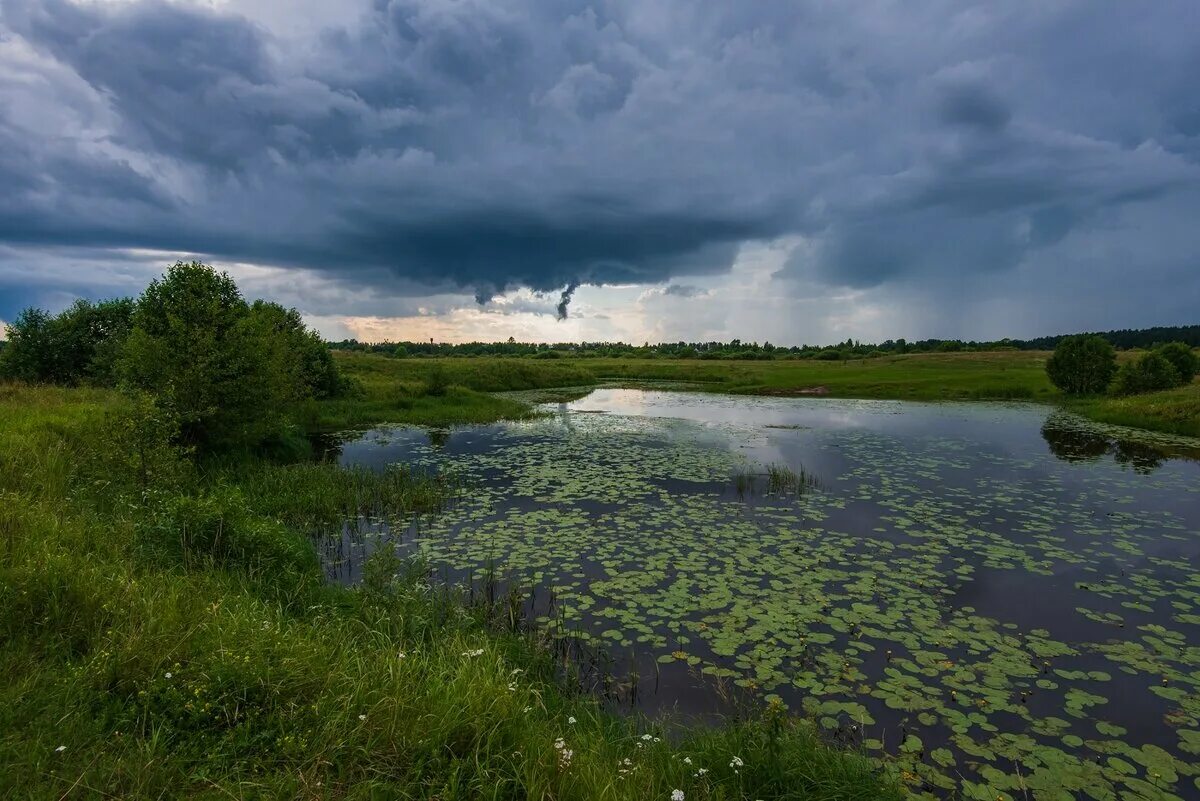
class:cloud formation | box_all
[1,0,1198,337]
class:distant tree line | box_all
[0,262,348,452]
[329,323,1200,362]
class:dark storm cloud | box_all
[2,0,1199,318]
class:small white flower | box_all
[55,746,66,753]
[729,755,744,768]
[523,706,532,713]
[397,651,406,659]
[695,768,709,777]
[568,716,577,724]
[358,714,367,721]
[653,736,661,743]
[671,790,685,801]
[641,733,653,741]
[554,738,565,750]
[683,756,692,764]
[461,648,485,658]
[165,672,173,679]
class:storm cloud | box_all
[1,0,1198,334]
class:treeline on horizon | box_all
[330,324,1200,361]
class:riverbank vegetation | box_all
[0,265,898,799]
[0,387,896,800]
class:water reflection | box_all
[1040,411,1197,473]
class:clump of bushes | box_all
[1046,335,1197,397]
[1110,351,1181,396]
[1156,341,1198,384]
[1,261,348,452]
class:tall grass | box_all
[0,382,898,800]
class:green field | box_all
[329,350,1200,438]
[0,382,896,800]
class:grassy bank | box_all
[1066,380,1200,438]
[0,382,897,800]
[305,351,599,430]
[331,350,1200,438]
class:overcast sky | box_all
[2,0,1198,344]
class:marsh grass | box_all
[766,464,819,495]
[733,463,819,499]
[236,462,455,529]
[0,381,898,800]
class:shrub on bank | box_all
[1155,341,1198,385]
[1110,351,1182,396]
[1045,335,1117,395]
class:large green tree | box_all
[1044,335,1117,395]
[118,262,293,449]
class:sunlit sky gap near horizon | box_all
[2,0,1198,344]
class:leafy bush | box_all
[1110,351,1182,396]
[1155,342,1198,384]
[1045,335,1117,395]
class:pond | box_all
[317,389,1200,800]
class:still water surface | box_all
[318,390,1200,800]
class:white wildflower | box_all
[683,756,692,764]
[641,733,653,741]
[671,790,685,801]
[397,651,406,659]
[461,648,485,658]
[55,746,66,753]
[730,755,744,768]
[165,672,173,679]
[568,716,577,724]
[358,714,367,721]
